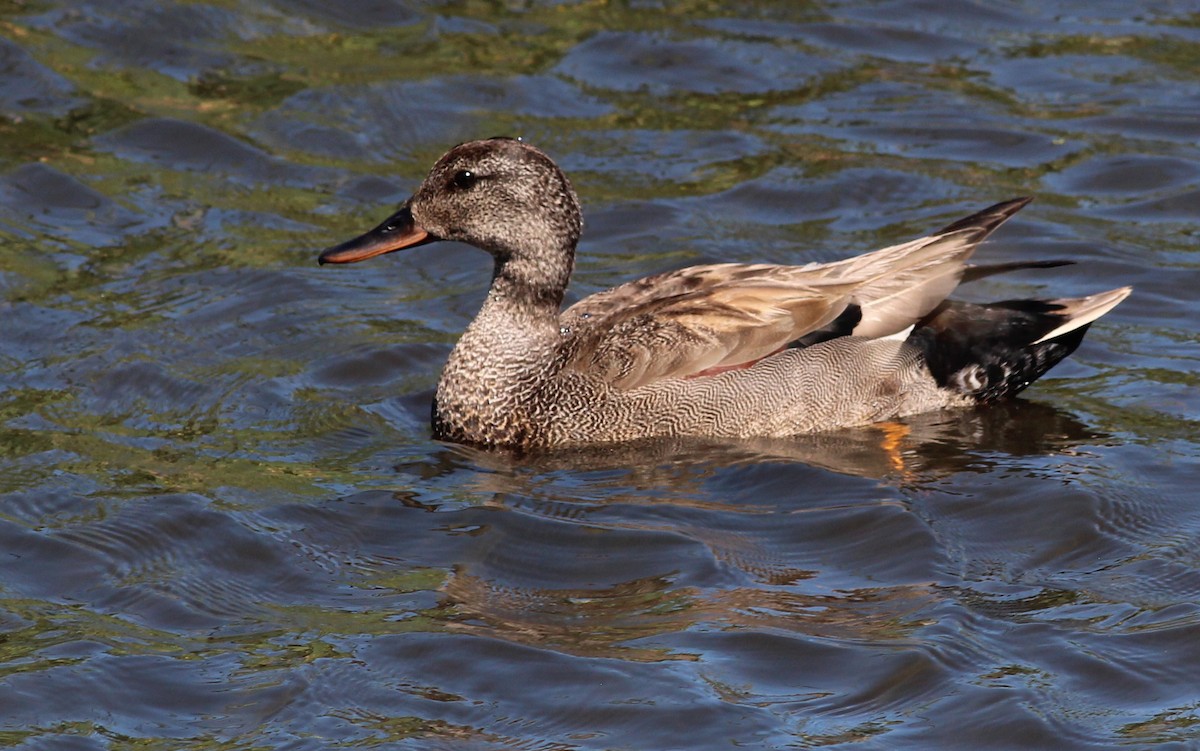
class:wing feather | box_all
[560,198,1033,390]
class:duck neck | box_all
[433,248,573,444]
[489,249,571,314]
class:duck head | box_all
[319,138,583,296]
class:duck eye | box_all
[452,170,478,190]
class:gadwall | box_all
[319,138,1130,449]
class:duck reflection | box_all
[378,400,1105,659]
[436,567,941,660]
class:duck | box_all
[319,137,1130,449]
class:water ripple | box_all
[2,1,1198,749]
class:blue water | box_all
[2,2,1199,749]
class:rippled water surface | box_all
[3,1,1200,748]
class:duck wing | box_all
[562,197,1033,390]
[563,272,859,389]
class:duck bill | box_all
[318,203,437,265]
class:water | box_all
[2,1,1199,749]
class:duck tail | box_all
[960,258,1074,284]
[909,287,1131,402]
